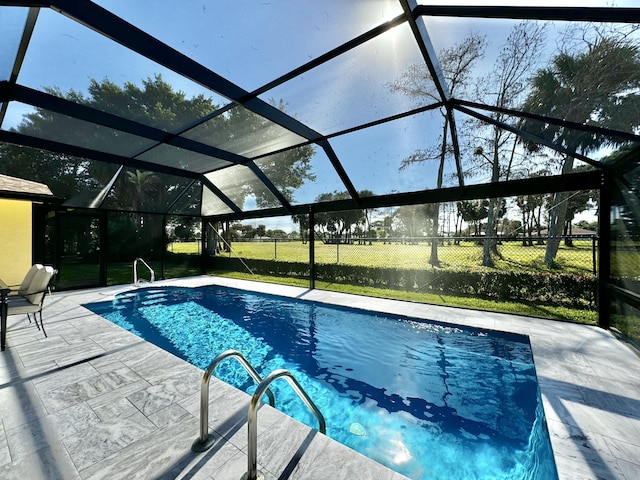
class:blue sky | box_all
[4,0,632,227]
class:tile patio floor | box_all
[1,276,639,479]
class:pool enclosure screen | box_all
[1,1,640,337]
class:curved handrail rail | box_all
[243,369,326,480]
[191,350,275,452]
[133,257,155,285]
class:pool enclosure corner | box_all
[1,1,640,345]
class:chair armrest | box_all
[15,287,52,304]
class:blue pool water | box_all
[85,285,558,480]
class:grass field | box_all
[166,240,600,324]
[171,239,597,274]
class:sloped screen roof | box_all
[1,1,639,219]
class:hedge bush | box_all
[210,257,595,308]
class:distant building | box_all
[539,227,597,236]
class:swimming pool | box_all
[85,285,558,480]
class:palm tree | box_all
[521,35,640,263]
[126,169,161,212]
[124,169,162,245]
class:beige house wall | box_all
[0,199,32,285]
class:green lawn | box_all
[175,239,596,274]
[168,242,202,254]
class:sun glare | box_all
[380,0,402,23]
[413,0,637,6]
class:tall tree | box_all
[457,200,489,237]
[514,170,549,245]
[393,204,429,241]
[564,189,598,243]
[389,34,486,265]
[467,22,547,266]
[516,193,540,246]
[521,31,640,263]
[292,213,310,244]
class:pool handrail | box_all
[133,257,155,285]
[191,349,275,452]
[243,369,326,480]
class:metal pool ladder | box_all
[192,350,326,480]
[133,257,155,285]
[243,369,326,480]
[192,350,276,452]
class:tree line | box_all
[0,76,315,260]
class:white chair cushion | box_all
[7,296,42,315]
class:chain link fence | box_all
[221,236,597,275]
